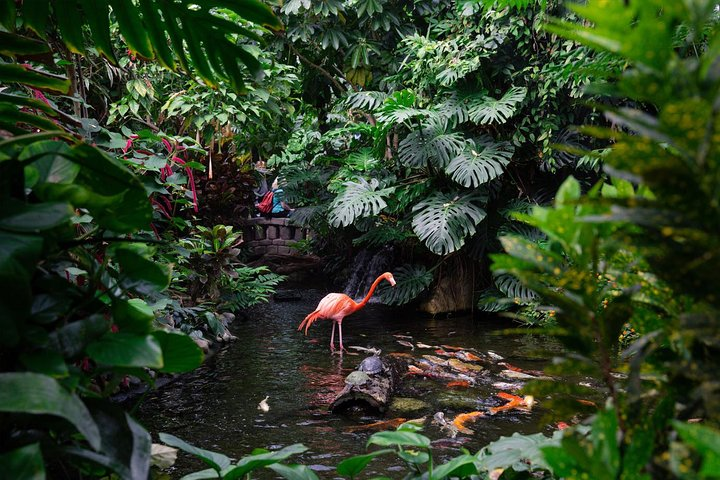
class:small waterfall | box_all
[343,247,395,303]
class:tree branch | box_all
[286,42,346,95]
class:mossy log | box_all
[330,356,405,414]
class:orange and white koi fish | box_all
[452,411,484,434]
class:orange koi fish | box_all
[345,418,407,432]
[447,380,471,388]
[489,392,535,415]
[458,351,483,362]
[440,344,466,352]
[452,411,484,434]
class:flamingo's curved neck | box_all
[354,274,387,311]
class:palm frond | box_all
[467,86,527,125]
[411,191,487,255]
[398,117,465,169]
[2,1,281,92]
[328,178,395,227]
[344,90,388,111]
[446,137,513,187]
[377,264,433,305]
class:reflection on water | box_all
[137,285,564,477]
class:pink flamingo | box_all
[298,272,396,352]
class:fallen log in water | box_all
[330,355,404,414]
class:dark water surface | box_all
[137,285,563,477]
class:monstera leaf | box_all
[412,191,487,255]
[467,87,527,125]
[376,90,431,125]
[328,178,395,227]
[377,264,434,305]
[446,137,514,187]
[398,117,465,169]
[494,273,537,302]
[344,90,388,111]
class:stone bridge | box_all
[242,217,310,256]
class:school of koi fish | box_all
[345,334,582,438]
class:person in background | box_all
[270,177,294,218]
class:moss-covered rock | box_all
[388,397,430,416]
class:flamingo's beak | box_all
[389,276,397,287]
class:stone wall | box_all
[242,217,310,256]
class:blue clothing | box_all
[271,188,285,214]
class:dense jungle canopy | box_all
[1,0,720,478]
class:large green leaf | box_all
[112,298,154,334]
[223,444,308,480]
[66,143,152,232]
[79,0,116,62]
[48,314,110,358]
[398,117,465,169]
[22,0,50,37]
[112,244,171,294]
[476,432,560,473]
[54,0,86,54]
[87,333,163,368]
[446,138,513,187]
[0,200,74,233]
[0,104,61,132]
[0,32,50,56]
[376,90,430,125]
[328,178,395,227]
[377,264,433,305]
[152,330,204,373]
[430,454,479,480]
[0,63,70,93]
[0,443,45,480]
[494,273,537,303]
[367,431,431,448]
[267,463,320,480]
[673,422,720,477]
[20,140,79,185]
[336,449,394,477]
[467,87,527,125]
[0,373,101,449]
[412,191,487,255]
[344,90,388,110]
[0,231,42,345]
[66,401,151,479]
[160,433,232,472]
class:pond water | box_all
[137,284,565,477]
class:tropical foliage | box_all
[487,0,720,477]
[0,1,285,478]
[269,0,608,306]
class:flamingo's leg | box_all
[338,322,346,352]
[330,321,336,351]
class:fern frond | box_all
[398,117,465,169]
[328,178,395,227]
[377,264,434,305]
[467,86,527,125]
[411,191,488,255]
[344,90,388,111]
[446,137,513,187]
